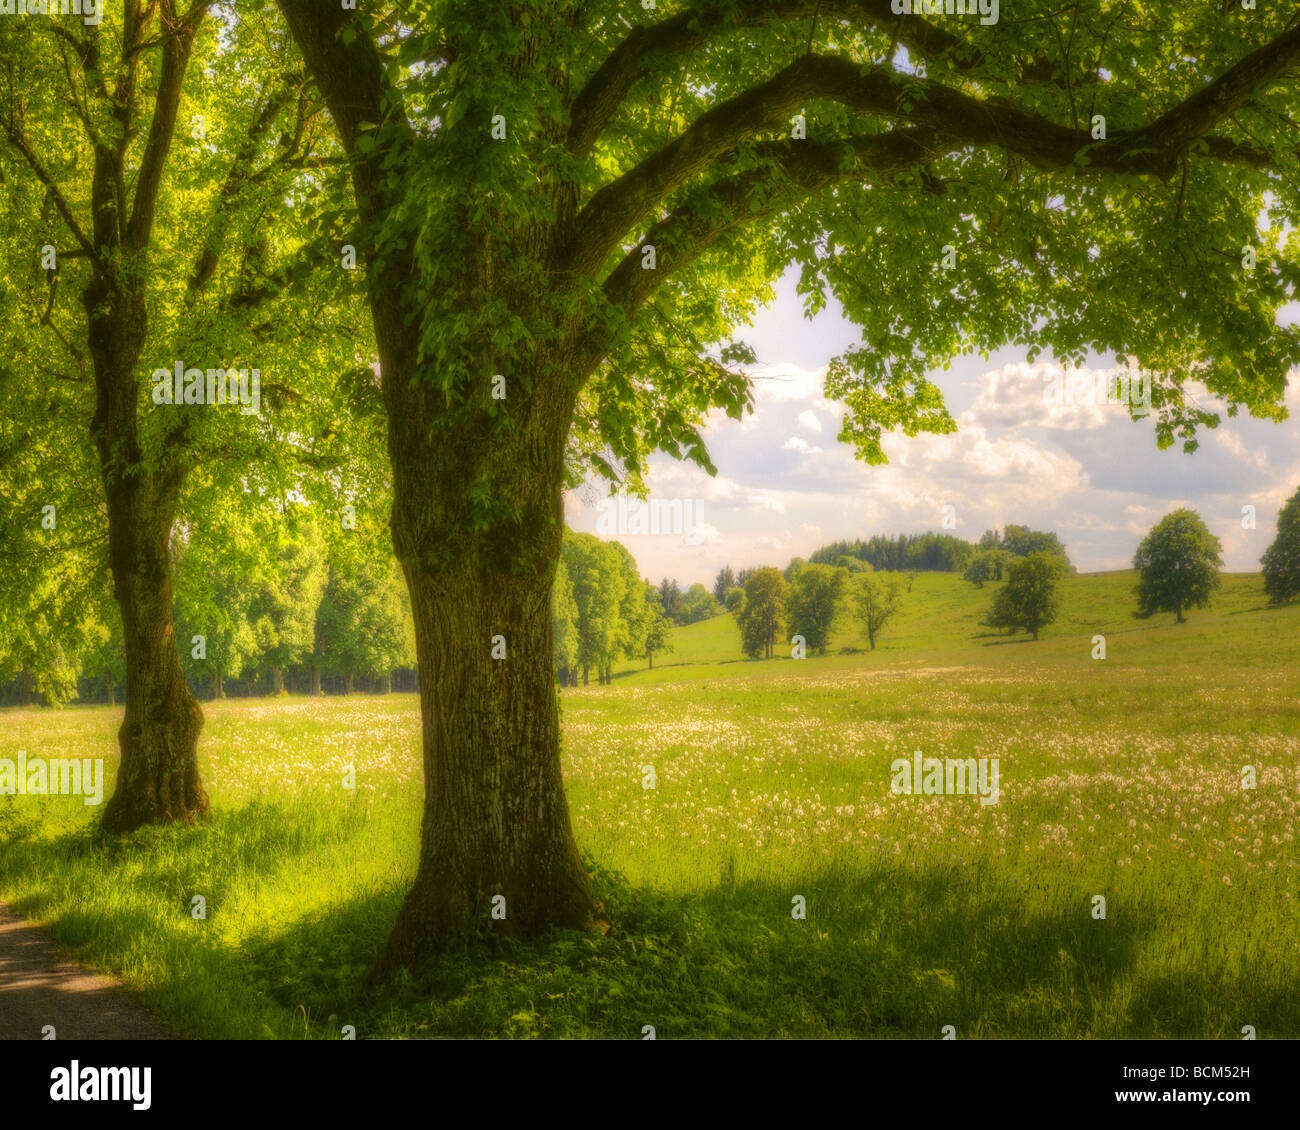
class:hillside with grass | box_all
[616,570,1287,683]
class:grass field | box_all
[1,570,1297,1038]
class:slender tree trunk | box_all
[378,672,392,694]
[311,665,322,695]
[98,471,207,832]
[271,667,285,695]
[345,671,354,695]
[105,675,116,707]
[214,668,225,699]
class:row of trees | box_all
[808,531,978,573]
[0,505,415,706]
[803,527,1075,576]
[656,577,723,625]
[555,533,672,685]
[732,562,907,659]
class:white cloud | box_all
[782,436,823,455]
[797,409,823,434]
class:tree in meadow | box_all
[852,571,905,650]
[1133,509,1222,624]
[736,567,788,659]
[786,563,844,655]
[643,585,674,670]
[986,552,1063,640]
[0,6,366,829]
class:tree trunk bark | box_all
[105,675,116,707]
[311,665,322,695]
[381,558,593,965]
[271,667,285,695]
[378,672,392,694]
[99,473,208,833]
[214,668,225,699]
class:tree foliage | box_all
[985,552,1063,640]
[1133,509,1223,623]
[786,563,844,654]
[852,570,905,650]
[736,567,788,659]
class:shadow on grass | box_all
[237,856,1174,1039]
[4,818,1292,1039]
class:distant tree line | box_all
[0,502,416,707]
[809,532,976,573]
[554,532,673,685]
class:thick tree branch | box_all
[273,0,413,225]
[187,84,296,297]
[569,0,975,159]
[566,38,1300,279]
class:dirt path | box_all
[0,904,176,1040]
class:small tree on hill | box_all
[643,588,674,670]
[1133,509,1222,623]
[853,572,905,650]
[1261,486,1300,604]
[985,553,1063,640]
[736,567,787,659]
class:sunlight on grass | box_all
[1,573,1296,1038]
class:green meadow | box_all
[1,570,1296,1039]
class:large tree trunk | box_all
[81,12,207,834]
[382,556,592,964]
[376,353,594,966]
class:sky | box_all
[565,271,1300,588]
